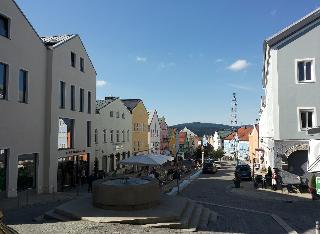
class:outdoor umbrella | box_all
[120,155,167,166]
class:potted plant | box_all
[309,174,317,200]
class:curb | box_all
[166,170,201,196]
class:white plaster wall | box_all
[94,99,132,172]
[148,111,160,154]
[45,36,96,192]
[0,0,47,197]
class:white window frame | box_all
[297,107,316,131]
[295,58,316,84]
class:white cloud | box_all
[136,56,147,63]
[227,59,250,71]
[215,58,223,63]
[96,80,107,87]
[270,9,277,16]
[157,62,176,70]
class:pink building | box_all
[159,117,169,153]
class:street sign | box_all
[316,177,320,195]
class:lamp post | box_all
[175,129,180,194]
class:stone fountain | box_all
[92,177,160,210]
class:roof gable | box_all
[121,99,142,112]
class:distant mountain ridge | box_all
[170,122,233,137]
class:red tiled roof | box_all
[225,126,254,141]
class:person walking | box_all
[87,174,94,193]
[272,169,277,191]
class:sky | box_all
[16,0,320,126]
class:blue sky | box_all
[16,0,319,125]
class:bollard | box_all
[316,221,320,234]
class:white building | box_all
[0,0,96,197]
[95,97,132,173]
[213,131,222,150]
[43,34,96,193]
[148,110,160,154]
[259,8,320,178]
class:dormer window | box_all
[0,14,9,38]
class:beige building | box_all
[0,0,96,197]
[95,97,132,173]
[122,99,149,155]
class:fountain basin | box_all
[92,177,160,210]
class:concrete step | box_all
[198,207,210,230]
[174,200,196,229]
[180,204,203,232]
[44,209,71,222]
[54,208,79,221]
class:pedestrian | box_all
[87,174,93,193]
[272,169,277,191]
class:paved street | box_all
[181,161,320,233]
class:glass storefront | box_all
[57,154,89,192]
[17,154,37,191]
[0,149,7,193]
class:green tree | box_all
[213,149,224,161]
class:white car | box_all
[214,161,222,169]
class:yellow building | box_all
[122,99,149,155]
[249,125,259,163]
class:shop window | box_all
[58,118,74,149]
[0,63,8,100]
[0,149,7,192]
[17,154,36,191]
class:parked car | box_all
[235,164,252,180]
[202,162,218,174]
[214,161,222,169]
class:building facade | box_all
[0,0,96,197]
[159,117,169,153]
[213,131,223,150]
[43,35,96,193]
[259,8,320,178]
[95,97,132,173]
[0,0,48,197]
[248,125,259,164]
[148,110,160,154]
[122,99,148,155]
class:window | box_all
[116,111,119,118]
[80,88,84,112]
[80,57,84,72]
[297,60,314,82]
[110,111,113,117]
[60,81,65,108]
[58,118,74,149]
[87,121,91,147]
[19,70,28,103]
[110,130,114,142]
[95,129,98,144]
[0,63,7,100]
[122,130,125,142]
[17,154,36,191]
[127,130,130,142]
[103,129,107,143]
[122,113,125,119]
[116,130,120,142]
[87,91,91,114]
[0,15,9,38]
[299,109,314,130]
[0,149,8,192]
[71,85,75,111]
[71,52,76,68]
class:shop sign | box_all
[316,177,320,195]
[65,149,86,156]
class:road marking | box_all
[193,200,297,234]
[271,214,298,234]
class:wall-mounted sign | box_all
[65,149,86,156]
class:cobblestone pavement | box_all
[181,161,320,233]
